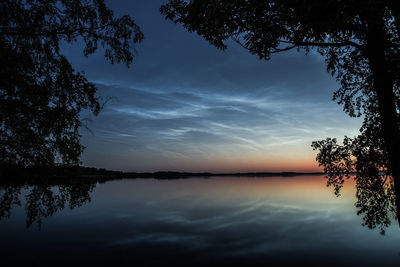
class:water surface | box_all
[1,175,400,266]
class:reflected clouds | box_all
[92,177,395,265]
[2,176,400,266]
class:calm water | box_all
[1,175,400,266]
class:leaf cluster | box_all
[0,0,143,167]
[160,0,400,120]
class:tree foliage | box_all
[161,0,400,231]
[160,1,399,119]
[0,0,143,167]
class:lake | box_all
[1,175,400,266]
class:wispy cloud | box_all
[73,0,361,171]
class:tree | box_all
[160,1,400,201]
[0,0,143,167]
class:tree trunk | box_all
[366,15,400,222]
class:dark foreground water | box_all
[1,175,400,266]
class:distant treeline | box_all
[0,164,328,182]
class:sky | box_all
[63,0,361,173]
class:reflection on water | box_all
[0,178,96,229]
[355,174,397,233]
[312,136,400,234]
[1,175,400,266]
[325,171,398,234]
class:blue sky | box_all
[63,0,361,172]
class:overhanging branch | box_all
[280,39,362,49]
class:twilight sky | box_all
[63,0,361,172]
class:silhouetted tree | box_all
[160,0,400,202]
[0,0,143,167]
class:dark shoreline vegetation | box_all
[0,165,327,183]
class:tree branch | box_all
[0,24,114,37]
[279,39,362,49]
[271,44,297,53]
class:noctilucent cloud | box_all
[63,0,361,172]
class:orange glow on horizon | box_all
[147,155,324,173]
